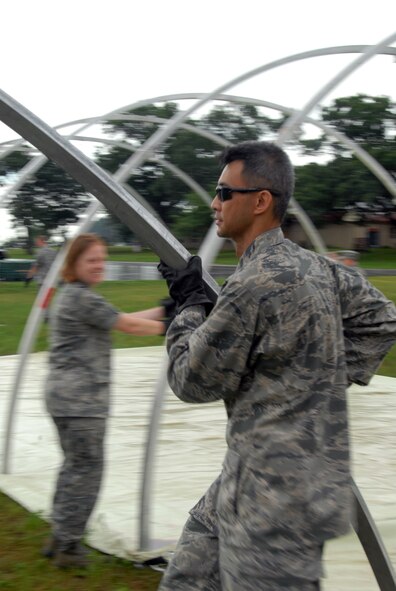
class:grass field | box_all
[0,491,161,591]
[4,246,396,268]
[1,277,395,375]
[0,281,168,356]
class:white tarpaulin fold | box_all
[0,347,395,590]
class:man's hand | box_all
[157,256,215,314]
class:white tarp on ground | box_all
[0,346,395,591]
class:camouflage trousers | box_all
[159,515,322,591]
[51,417,106,551]
[159,475,323,591]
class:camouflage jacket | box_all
[45,281,119,418]
[166,227,396,542]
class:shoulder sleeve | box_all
[333,264,396,385]
[75,287,120,330]
[166,279,257,403]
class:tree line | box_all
[0,94,395,250]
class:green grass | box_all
[367,277,396,377]
[0,277,395,375]
[0,281,168,356]
[357,248,396,269]
[0,492,161,590]
[5,246,396,268]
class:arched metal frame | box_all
[4,117,396,555]
[4,107,396,536]
[0,134,223,477]
[1,37,396,590]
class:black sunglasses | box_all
[215,186,280,202]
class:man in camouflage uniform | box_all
[158,141,396,590]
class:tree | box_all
[1,156,89,250]
[321,94,395,147]
[0,148,31,183]
[295,94,396,222]
[95,101,276,235]
[300,94,396,156]
[170,193,213,248]
[2,95,394,248]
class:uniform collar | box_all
[239,227,285,267]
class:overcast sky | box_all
[1,0,395,241]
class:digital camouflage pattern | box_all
[46,281,119,552]
[51,417,106,551]
[160,227,396,590]
[45,281,119,418]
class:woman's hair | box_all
[62,233,106,283]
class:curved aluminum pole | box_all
[1,199,103,473]
[138,222,224,551]
[0,122,218,475]
[1,42,393,154]
[0,91,213,272]
[73,136,215,207]
[99,34,396,571]
[89,42,396,177]
[58,113,394,550]
[73,102,396,198]
[3,42,395,215]
[0,154,49,206]
[275,33,396,254]
[74,111,396,197]
[1,125,223,551]
[277,33,396,145]
[0,116,228,207]
[1,38,395,580]
[352,480,396,591]
[3,102,395,253]
[78,97,396,247]
[100,45,396,120]
[69,40,395,254]
[3,42,395,204]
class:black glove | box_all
[157,256,215,314]
[160,297,177,333]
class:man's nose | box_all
[211,194,220,210]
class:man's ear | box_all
[254,190,273,216]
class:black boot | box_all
[53,542,89,568]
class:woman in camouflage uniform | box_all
[43,233,165,568]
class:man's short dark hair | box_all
[219,141,294,223]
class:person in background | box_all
[157,141,396,590]
[26,235,56,287]
[43,233,166,568]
